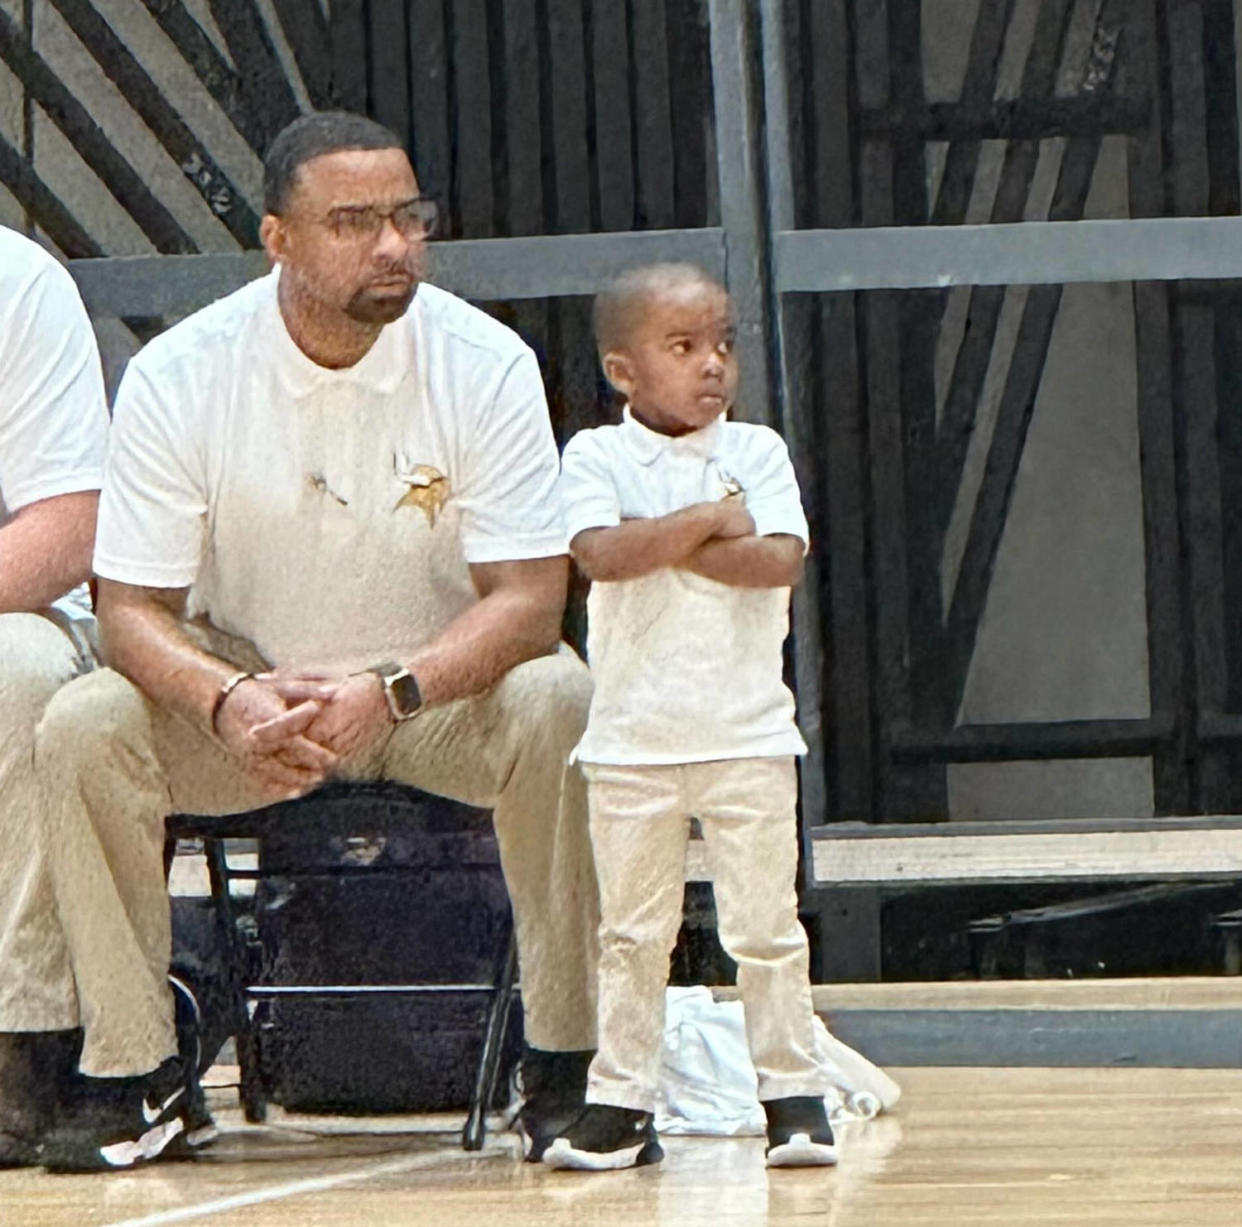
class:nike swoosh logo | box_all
[141,1085,185,1125]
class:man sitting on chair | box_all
[34,112,598,1172]
[0,226,109,1168]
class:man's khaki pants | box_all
[581,757,826,1114]
[0,613,96,1036]
[35,639,599,1078]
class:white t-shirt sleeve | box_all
[559,431,622,543]
[741,428,810,546]
[456,347,567,563]
[93,360,207,589]
[0,258,108,514]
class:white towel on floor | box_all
[655,986,901,1136]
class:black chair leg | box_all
[462,925,519,1151]
[202,837,268,1122]
[237,1008,268,1123]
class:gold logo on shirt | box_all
[713,462,744,499]
[395,463,450,526]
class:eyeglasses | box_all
[324,198,440,242]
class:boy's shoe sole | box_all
[541,1125,663,1171]
[765,1133,839,1168]
[542,1135,648,1171]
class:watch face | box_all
[389,671,422,717]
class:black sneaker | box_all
[0,1030,79,1169]
[763,1096,838,1168]
[514,1047,594,1162]
[542,1104,661,1171]
[40,1057,191,1173]
[168,974,217,1151]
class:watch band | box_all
[367,661,422,722]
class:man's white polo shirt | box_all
[560,408,809,765]
[95,270,566,672]
[0,228,108,619]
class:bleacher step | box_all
[716,978,1242,1067]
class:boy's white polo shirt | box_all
[95,270,566,672]
[560,408,809,765]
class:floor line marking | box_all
[104,1146,486,1227]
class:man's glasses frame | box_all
[323,197,440,242]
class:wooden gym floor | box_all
[4,1062,1241,1227]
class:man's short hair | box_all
[263,112,405,215]
[592,263,723,361]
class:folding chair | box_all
[166,782,520,1151]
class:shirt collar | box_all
[619,405,724,466]
[265,268,411,399]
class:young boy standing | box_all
[545,263,836,1171]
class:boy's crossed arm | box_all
[681,528,804,588]
[570,498,803,588]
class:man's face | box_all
[605,281,739,436]
[264,147,428,325]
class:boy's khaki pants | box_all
[33,638,599,1078]
[581,756,826,1114]
[0,613,95,1036]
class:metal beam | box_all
[68,229,727,317]
[890,715,1177,764]
[777,216,1242,291]
[863,95,1150,142]
[759,0,827,845]
[709,0,773,427]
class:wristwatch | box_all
[367,660,423,722]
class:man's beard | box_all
[345,276,419,325]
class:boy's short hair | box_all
[263,111,405,216]
[592,263,725,362]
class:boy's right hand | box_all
[714,493,756,539]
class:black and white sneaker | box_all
[514,1047,594,1162]
[542,1104,662,1171]
[168,974,217,1151]
[763,1096,838,1168]
[40,1056,191,1173]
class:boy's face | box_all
[604,281,738,436]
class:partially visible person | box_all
[545,263,837,1171]
[0,227,110,1168]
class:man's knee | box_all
[498,649,593,749]
[35,668,150,779]
[0,614,81,725]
